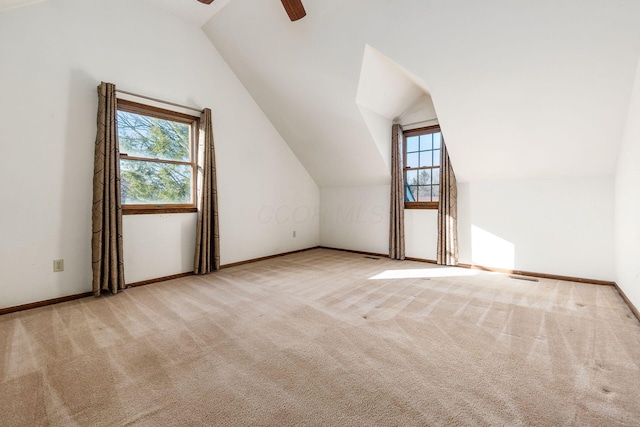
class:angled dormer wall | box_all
[615,56,640,310]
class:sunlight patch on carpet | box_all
[369,267,480,280]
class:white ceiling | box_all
[10,0,638,186]
[0,0,45,11]
[355,45,438,171]
[0,0,226,23]
[202,0,640,186]
[356,45,425,121]
[144,0,230,27]
[5,0,640,186]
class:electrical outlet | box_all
[53,259,64,272]
[293,230,296,238]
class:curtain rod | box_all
[115,89,203,113]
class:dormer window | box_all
[404,125,442,209]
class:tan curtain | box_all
[437,140,458,265]
[389,123,405,260]
[92,82,125,296]
[194,108,220,274]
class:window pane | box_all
[120,159,192,204]
[406,185,417,202]
[420,134,433,151]
[418,186,431,202]
[117,111,190,162]
[406,136,419,152]
[432,185,440,202]
[418,169,431,185]
[406,169,418,186]
[406,152,420,168]
[433,149,441,166]
[420,151,433,167]
[433,132,441,149]
[432,168,440,185]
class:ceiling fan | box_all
[197,0,306,22]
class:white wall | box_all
[320,185,438,261]
[404,210,438,261]
[123,214,197,284]
[321,176,615,282]
[615,56,640,311]
[320,186,389,255]
[400,94,438,131]
[458,177,615,281]
[0,0,319,309]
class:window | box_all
[404,125,442,209]
[116,99,199,214]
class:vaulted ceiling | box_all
[0,0,45,11]
[200,0,640,186]
[9,0,640,187]
[145,0,229,27]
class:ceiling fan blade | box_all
[197,0,214,4]
[281,0,306,21]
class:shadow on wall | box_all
[59,69,99,295]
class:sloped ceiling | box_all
[144,0,230,27]
[356,45,425,122]
[356,45,433,171]
[203,0,640,185]
[0,0,45,11]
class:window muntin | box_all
[404,126,441,209]
[116,99,198,214]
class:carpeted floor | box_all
[1,248,639,426]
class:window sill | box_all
[405,202,438,210]
[123,206,197,215]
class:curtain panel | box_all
[437,141,458,266]
[389,123,405,260]
[91,82,126,295]
[194,108,220,274]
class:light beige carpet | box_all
[1,248,639,426]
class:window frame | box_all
[404,125,441,210]
[116,99,199,215]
